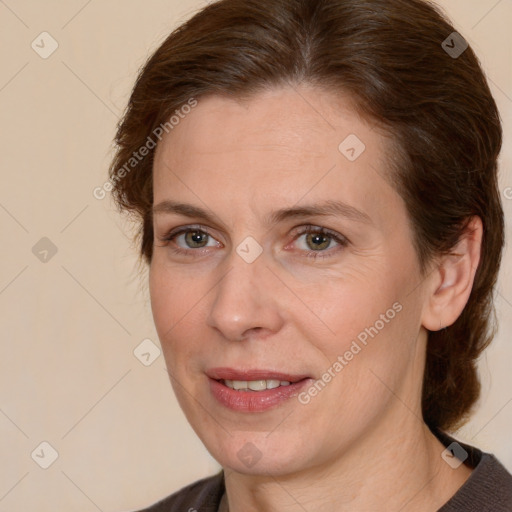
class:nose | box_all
[206,252,285,342]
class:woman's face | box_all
[150,86,432,476]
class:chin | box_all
[201,429,313,477]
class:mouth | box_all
[206,368,312,412]
[221,378,294,391]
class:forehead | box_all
[155,87,380,162]
[152,86,399,230]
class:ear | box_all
[421,216,483,331]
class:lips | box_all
[206,368,309,382]
[206,367,312,412]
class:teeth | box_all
[248,380,267,391]
[266,380,281,389]
[223,379,292,391]
[232,380,247,390]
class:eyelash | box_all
[158,224,348,259]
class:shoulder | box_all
[435,430,512,512]
[130,471,225,512]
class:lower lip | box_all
[208,378,311,412]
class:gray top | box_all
[134,431,512,511]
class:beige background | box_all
[0,1,511,510]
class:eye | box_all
[175,229,214,249]
[291,226,348,258]
[157,225,222,255]
[299,232,332,251]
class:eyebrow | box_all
[152,199,372,226]
[267,200,372,225]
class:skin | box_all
[150,86,481,511]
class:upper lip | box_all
[206,367,310,383]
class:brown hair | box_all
[109,0,504,431]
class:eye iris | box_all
[185,231,208,248]
[306,232,330,251]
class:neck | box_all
[222,415,472,512]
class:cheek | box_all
[149,260,218,379]
[149,263,198,348]
[299,260,417,378]
[299,266,395,338]
[149,264,174,336]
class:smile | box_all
[222,379,291,391]
[206,368,312,412]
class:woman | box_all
[110,0,512,510]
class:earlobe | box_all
[422,216,483,332]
